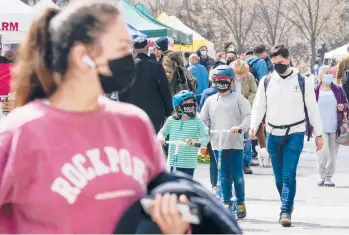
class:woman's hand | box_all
[338,104,344,112]
[149,194,190,234]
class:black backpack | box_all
[248,59,261,85]
[264,73,311,141]
[114,172,242,234]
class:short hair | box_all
[226,51,237,56]
[215,52,225,60]
[232,59,249,75]
[253,44,266,54]
[189,53,199,62]
[270,44,290,59]
[184,52,192,58]
[245,50,253,56]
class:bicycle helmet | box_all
[212,65,235,81]
[172,90,196,109]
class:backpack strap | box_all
[297,73,311,141]
[250,58,260,67]
[263,74,272,96]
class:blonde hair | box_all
[232,59,249,76]
[318,65,332,82]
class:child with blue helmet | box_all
[158,90,209,177]
[200,65,251,219]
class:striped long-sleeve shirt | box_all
[158,117,209,169]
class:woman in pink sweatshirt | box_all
[0,1,188,233]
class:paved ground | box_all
[194,140,349,234]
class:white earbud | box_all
[81,56,96,69]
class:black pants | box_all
[343,83,349,102]
[207,142,217,186]
[170,167,195,177]
[151,116,165,134]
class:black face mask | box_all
[215,80,231,93]
[273,63,289,75]
[98,54,136,94]
[180,103,196,117]
[226,59,234,66]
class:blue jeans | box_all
[267,132,304,214]
[213,149,245,205]
[243,132,252,167]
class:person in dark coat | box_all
[119,37,173,133]
[197,46,214,72]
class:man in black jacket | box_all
[119,37,173,133]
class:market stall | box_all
[117,0,192,45]
[0,0,35,47]
[157,12,215,57]
[325,43,349,60]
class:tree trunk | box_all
[310,38,317,74]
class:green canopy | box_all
[117,0,192,45]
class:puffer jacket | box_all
[159,50,197,96]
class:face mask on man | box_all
[273,63,289,75]
[323,74,334,85]
[227,59,234,65]
[215,80,231,93]
[83,54,136,94]
[201,51,208,57]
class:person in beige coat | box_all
[230,59,258,174]
[231,59,257,106]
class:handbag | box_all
[336,111,349,146]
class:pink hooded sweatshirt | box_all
[0,97,165,233]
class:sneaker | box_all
[244,166,253,174]
[224,204,232,211]
[256,146,271,167]
[237,203,247,219]
[317,179,325,186]
[279,213,292,227]
[212,186,218,194]
[250,158,259,166]
[324,179,335,187]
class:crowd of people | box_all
[124,34,349,228]
[1,0,349,233]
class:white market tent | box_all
[157,12,215,57]
[325,43,349,60]
[34,0,60,11]
[0,0,35,45]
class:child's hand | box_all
[187,139,197,147]
[158,136,166,145]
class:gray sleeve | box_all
[199,97,210,126]
[238,95,252,132]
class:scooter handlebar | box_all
[165,140,187,145]
[165,141,201,148]
[210,129,242,134]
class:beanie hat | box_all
[133,37,148,49]
[114,172,242,234]
[154,37,169,52]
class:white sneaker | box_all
[255,146,263,166]
[256,146,271,167]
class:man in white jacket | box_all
[250,45,324,227]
